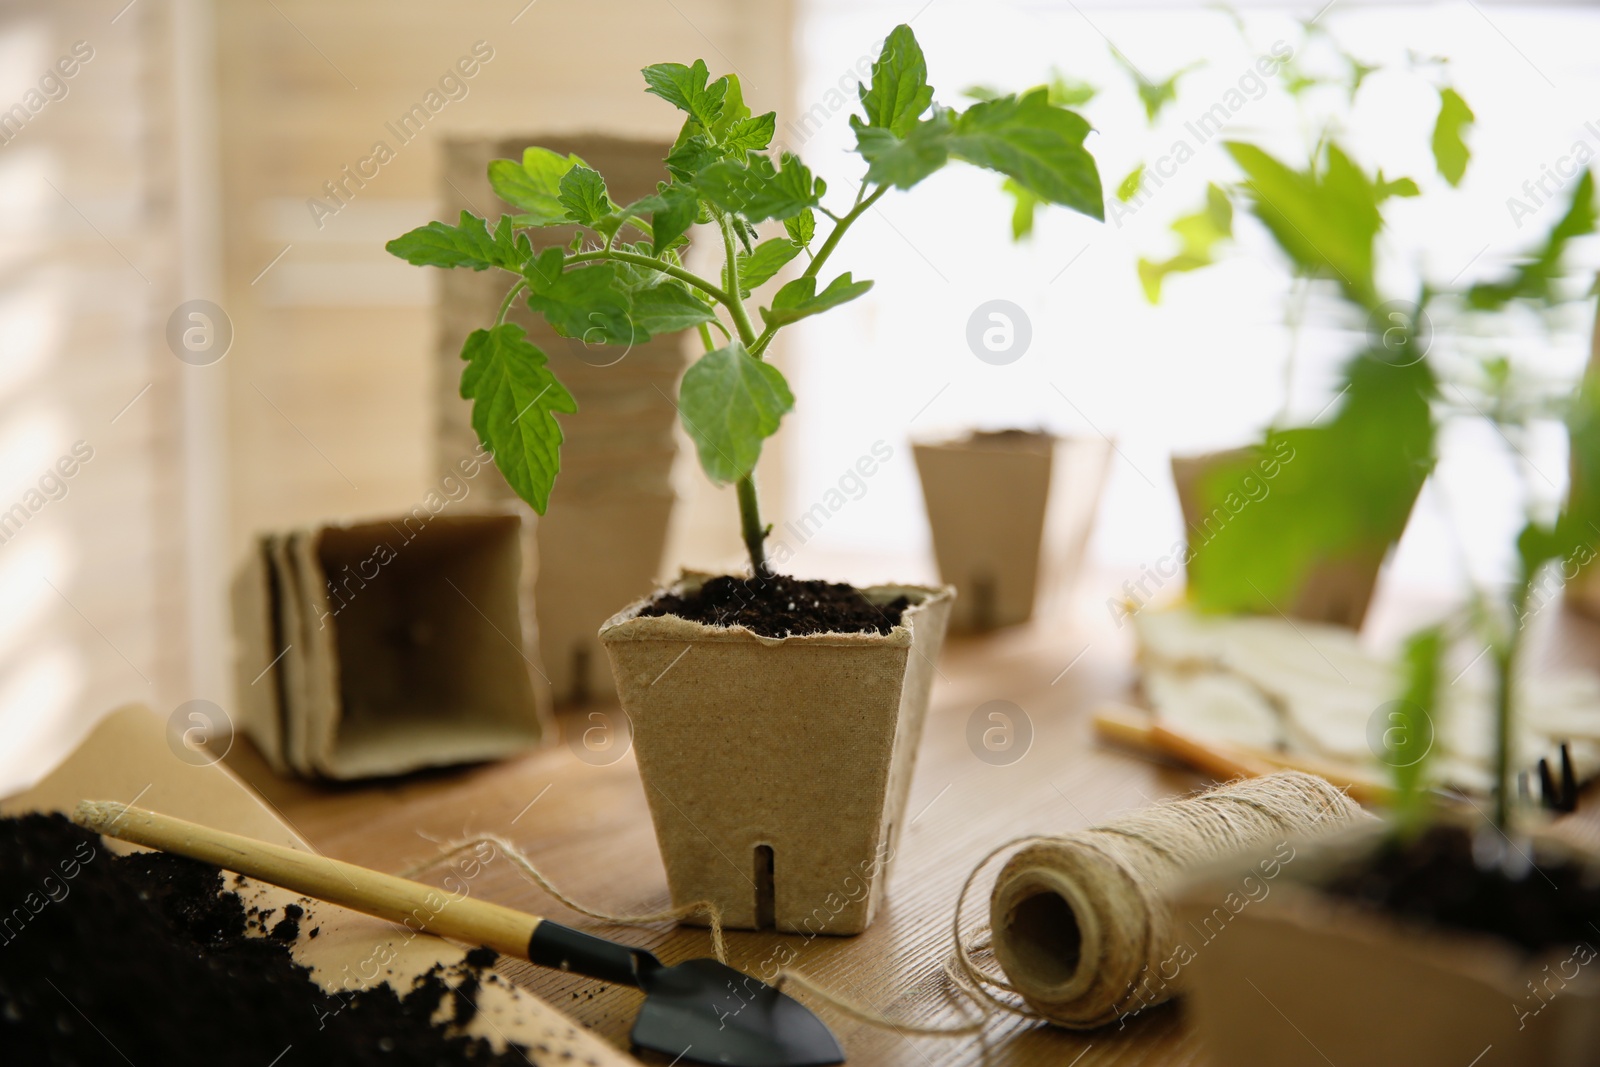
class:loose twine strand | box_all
[399,832,987,1035]
[398,772,1367,1038]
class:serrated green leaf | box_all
[722,113,776,154]
[1112,49,1198,124]
[948,88,1103,221]
[1390,625,1444,831]
[759,272,873,328]
[459,323,577,514]
[709,73,751,139]
[1117,164,1145,202]
[523,248,639,344]
[642,59,727,128]
[386,211,524,271]
[1047,69,1097,107]
[1003,177,1041,240]
[628,283,717,334]
[783,209,815,248]
[1469,170,1597,310]
[1188,355,1435,616]
[1138,183,1233,302]
[853,110,952,190]
[558,165,613,226]
[677,341,794,484]
[693,153,821,223]
[1432,87,1474,188]
[665,133,720,182]
[489,148,583,224]
[1225,140,1380,309]
[859,23,933,138]
[650,183,700,254]
[1376,172,1422,202]
[730,237,800,295]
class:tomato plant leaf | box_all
[642,59,727,129]
[678,340,794,484]
[490,147,583,225]
[629,283,717,334]
[731,237,801,294]
[721,112,777,154]
[858,23,933,137]
[783,208,815,247]
[1431,87,1474,188]
[458,323,577,514]
[693,152,822,223]
[1468,170,1596,310]
[759,272,873,328]
[558,165,614,227]
[1225,141,1380,309]
[386,211,526,271]
[853,110,953,190]
[523,249,639,344]
[947,88,1103,221]
[649,183,700,254]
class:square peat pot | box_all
[1173,827,1600,1067]
[913,431,1108,632]
[599,575,954,935]
[1171,447,1421,630]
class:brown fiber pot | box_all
[1171,447,1419,630]
[915,431,1110,632]
[1172,825,1600,1066]
[599,575,954,935]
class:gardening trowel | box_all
[73,800,845,1067]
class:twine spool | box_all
[972,771,1370,1029]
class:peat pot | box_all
[599,575,955,935]
[1172,446,1419,629]
[914,430,1109,632]
[1173,824,1600,1067]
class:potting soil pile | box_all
[1133,605,1600,796]
[0,812,592,1066]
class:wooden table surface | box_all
[226,594,1600,1067]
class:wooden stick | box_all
[1092,706,1395,806]
[1146,723,1276,781]
[74,800,542,958]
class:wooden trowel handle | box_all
[76,800,541,957]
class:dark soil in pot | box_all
[962,428,1053,448]
[0,813,545,1066]
[1320,822,1600,953]
[637,573,910,638]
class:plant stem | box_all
[1492,640,1515,832]
[802,184,886,282]
[719,214,758,346]
[748,184,887,359]
[737,474,768,576]
[1492,583,1530,832]
[495,280,527,325]
[567,249,735,306]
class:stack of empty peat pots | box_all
[438,135,686,705]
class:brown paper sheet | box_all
[1,703,639,1066]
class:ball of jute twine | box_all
[947,771,1372,1029]
[405,771,1368,1037]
